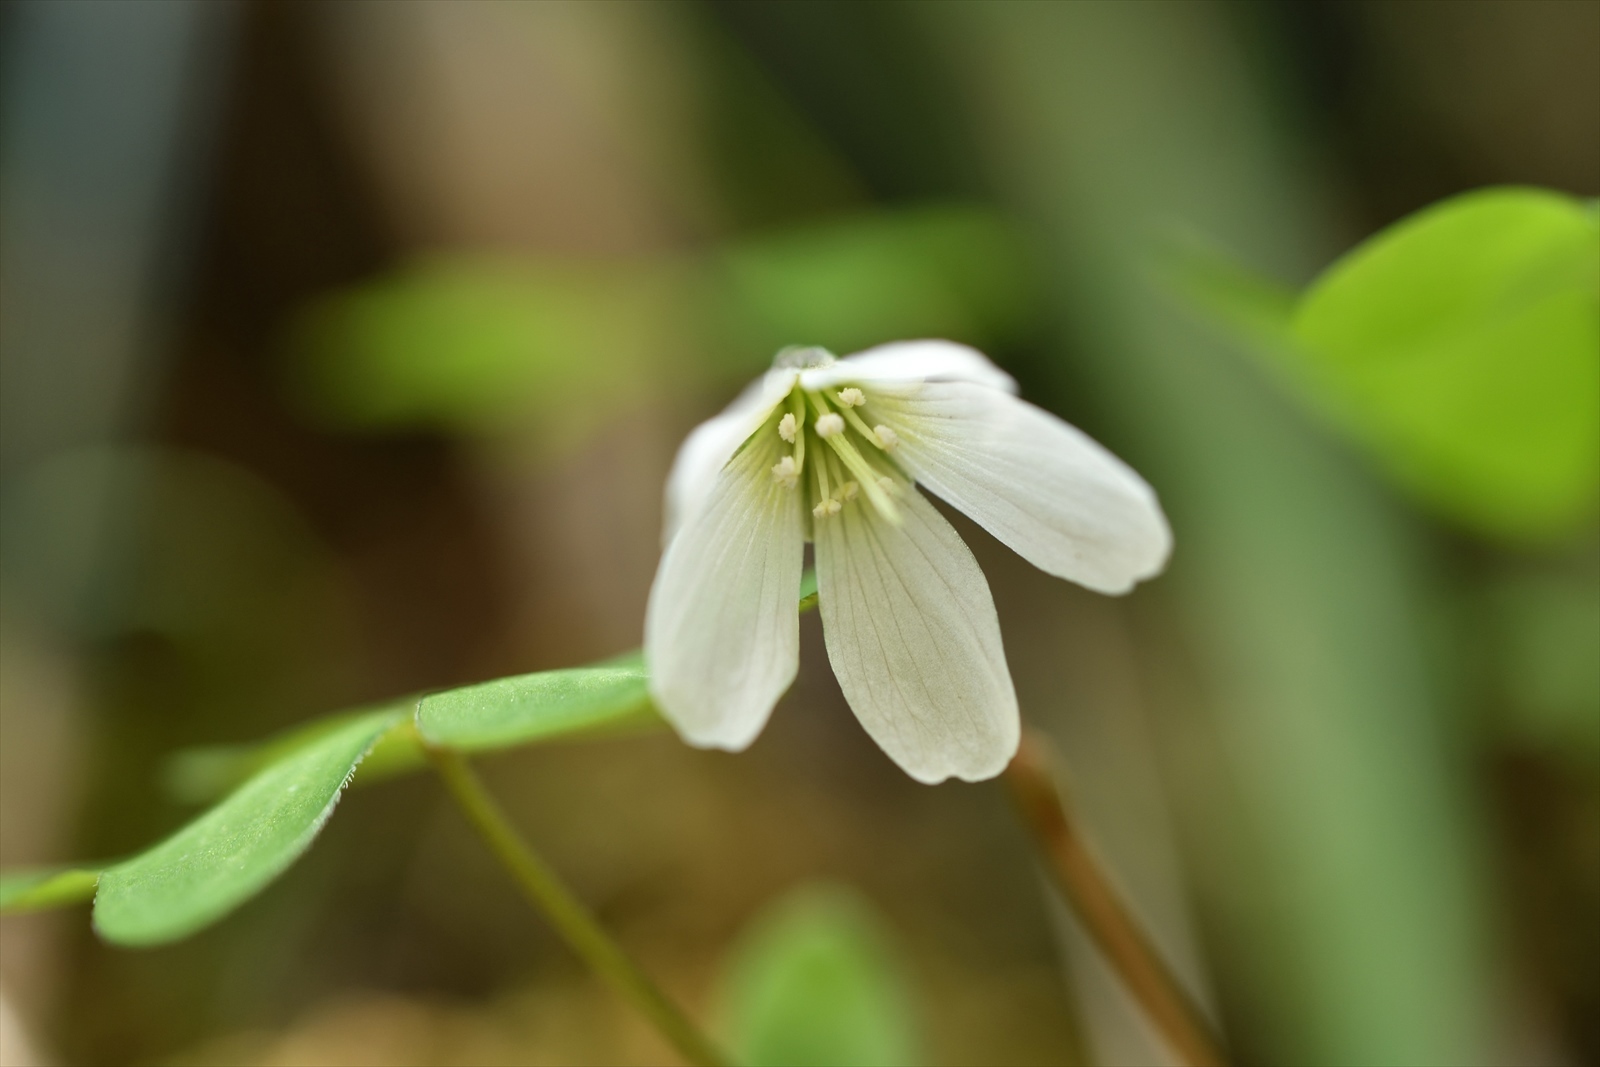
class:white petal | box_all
[815,485,1019,784]
[799,340,1017,394]
[869,382,1172,594]
[646,433,805,751]
[663,368,798,544]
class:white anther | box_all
[771,456,798,489]
[778,412,797,443]
[841,480,860,501]
[812,498,842,518]
[877,476,898,497]
[873,424,898,450]
[837,387,865,408]
[815,413,846,438]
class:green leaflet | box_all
[165,570,819,803]
[3,571,823,940]
[162,698,422,805]
[159,659,661,806]
[416,652,659,750]
[1292,187,1599,543]
[1172,187,1600,544]
[719,885,919,1067]
[413,566,819,748]
[0,866,101,912]
[92,709,399,947]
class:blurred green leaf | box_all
[93,709,399,946]
[0,866,100,913]
[713,205,1034,360]
[1290,187,1600,543]
[416,653,659,751]
[289,206,1036,441]
[719,885,918,1067]
[1173,187,1600,543]
[288,257,672,436]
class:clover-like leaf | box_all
[1171,188,1599,543]
[163,698,422,804]
[719,885,918,1067]
[93,708,399,946]
[416,653,658,751]
[1289,187,1599,542]
[8,577,824,933]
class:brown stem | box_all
[1004,728,1226,1067]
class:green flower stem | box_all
[425,745,729,1067]
[1004,729,1226,1067]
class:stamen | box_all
[837,387,865,408]
[873,424,899,450]
[837,403,882,447]
[778,412,797,443]
[823,433,900,523]
[787,394,806,475]
[815,412,845,438]
[877,476,898,497]
[771,456,798,489]
[841,480,860,501]
[812,498,841,518]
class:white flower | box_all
[646,341,1171,784]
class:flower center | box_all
[767,383,903,526]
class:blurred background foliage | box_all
[0,2,1594,1066]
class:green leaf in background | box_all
[93,708,399,946]
[0,866,100,913]
[416,653,659,751]
[288,257,673,435]
[719,884,918,1067]
[712,205,1033,360]
[288,205,1036,443]
[1289,187,1600,543]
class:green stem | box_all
[425,745,729,1067]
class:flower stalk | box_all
[1004,729,1226,1067]
[425,745,728,1067]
